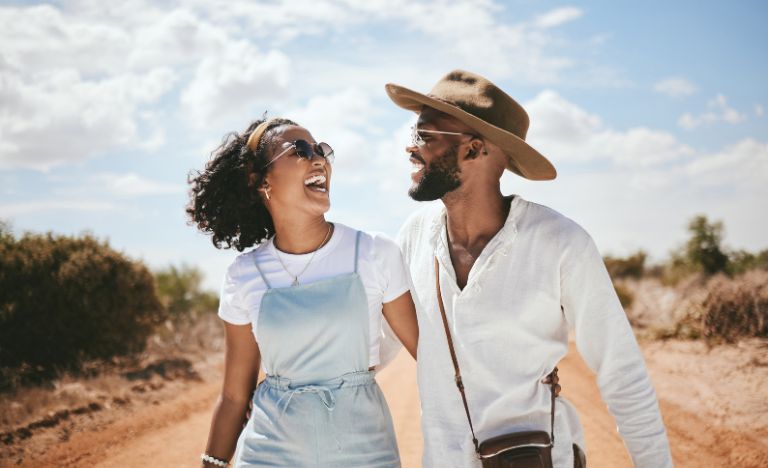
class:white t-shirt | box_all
[217,223,410,371]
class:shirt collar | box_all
[427,194,523,252]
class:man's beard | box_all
[408,145,462,201]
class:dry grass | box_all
[620,270,768,343]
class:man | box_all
[384,70,673,467]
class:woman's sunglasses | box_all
[262,140,335,169]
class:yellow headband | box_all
[245,118,277,153]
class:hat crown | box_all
[428,70,529,139]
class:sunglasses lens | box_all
[317,142,334,163]
[411,127,424,147]
[293,140,314,159]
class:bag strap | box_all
[434,257,480,452]
[434,257,557,452]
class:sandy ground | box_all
[4,339,767,468]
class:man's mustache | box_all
[409,152,425,164]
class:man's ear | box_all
[465,140,486,160]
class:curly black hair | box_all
[186,117,298,251]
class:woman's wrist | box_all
[200,453,229,466]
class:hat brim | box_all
[385,83,556,181]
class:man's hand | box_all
[541,366,561,397]
[244,399,253,427]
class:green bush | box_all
[0,230,166,387]
[604,251,647,279]
[728,249,768,275]
[154,264,218,321]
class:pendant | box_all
[291,277,300,286]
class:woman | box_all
[187,117,418,467]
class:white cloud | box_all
[501,136,768,260]
[498,93,768,258]
[678,94,748,130]
[91,173,185,197]
[534,7,584,29]
[180,42,291,128]
[525,90,694,167]
[0,0,614,174]
[653,77,697,97]
[0,200,115,217]
[0,2,291,168]
[286,88,380,183]
[0,65,177,171]
[755,104,765,117]
[684,138,768,188]
[225,0,594,86]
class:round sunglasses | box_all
[262,140,334,169]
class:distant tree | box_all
[0,219,11,237]
[684,215,730,275]
[154,264,218,320]
[604,250,647,279]
[729,248,768,275]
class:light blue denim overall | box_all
[231,231,401,467]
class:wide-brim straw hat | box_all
[385,70,556,180]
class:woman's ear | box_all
[257,176,272,201]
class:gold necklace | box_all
[273,223,333,286]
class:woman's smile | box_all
[303,173,328,194]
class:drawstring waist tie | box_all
[263,370,376,452]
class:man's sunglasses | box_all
[263,140,335,169]
[410,126,476,148]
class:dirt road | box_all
[22,343,767,467]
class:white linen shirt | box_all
[397,195,673,468]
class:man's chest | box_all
[408,241,563,334]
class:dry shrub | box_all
[698,271,768,343]
[613,283,634,310]
[623,271,768,343]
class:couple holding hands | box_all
[188,70,673,468]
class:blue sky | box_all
[1,0,766,290]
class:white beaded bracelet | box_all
[200,453,228,467]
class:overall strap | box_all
[353,230,362,273]
[254,250,272,289]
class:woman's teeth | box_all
[304,174,327,192]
